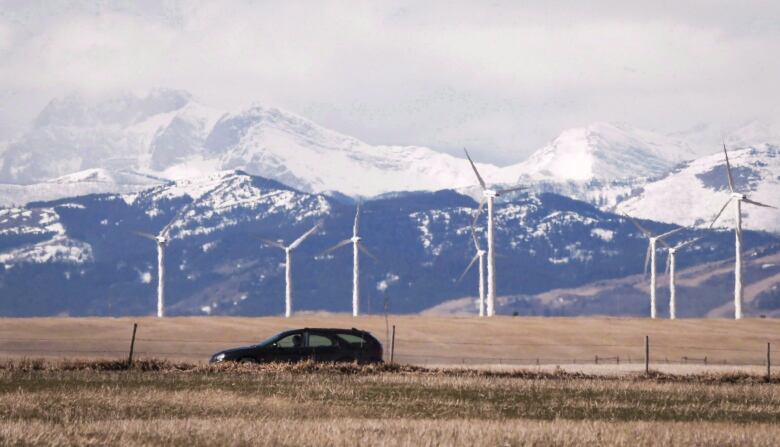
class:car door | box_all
[270,331,307,362]
[306,331,341,361]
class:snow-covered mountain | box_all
[0,89,499,198]
[0,89,222,183]
[1,170,776,317]
[616,144,780,233]
[484,123,698,208]
[0,168,165,206]
[497,122,696,183]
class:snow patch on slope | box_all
[617,145,780,233]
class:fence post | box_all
[644,335,650,374]
[128,322,138,367]
[595,355,599,365]
[617,356,620,365]
[704,356,707,366]
[768,342,772,382]
[390,325,396,364]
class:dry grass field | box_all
[2,317,779,446]
[0,360,779,446]
[0,316,778,370]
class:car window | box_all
[336,333,365,345]
[307,334,334,347]
[276,333,303,349]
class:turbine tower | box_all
[626,216,682,319]
[464,149,523,317]
[321,204,378,317]
[709,143,776,319]
[664,238,700,320]
[457,214,487,317]
[133,211,186,318]
[262,223,320,318]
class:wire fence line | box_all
[0,335,775,370]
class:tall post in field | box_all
[156,242,165,318]
[644,335,650,374]
[767,342,772,382]
[486,196,496,316]
[650,239,657,319]
[285,248,292,318]
[390,325,396,364]
[734,201,743,319]
[128,322,138,367]
[352,240,360,317]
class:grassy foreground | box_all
[1,360,779,446]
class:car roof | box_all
[275,328,367,334]
[304,327,367,333]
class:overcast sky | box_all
[1,1,779,164]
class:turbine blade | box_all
[321,239,352,256]
[161,201,197,238]
[675,237,701,250]
[260,238,286,250]
[722,142,736,193]
[463,148,487,189]
[358,243,380,263]
[457,253,481,283]
[657,226,683,240]
[496,185,524,195]
[708,198,733,228]
[470,225,482,252]
[353,203,361,237]
[625,214,652,237]
[289,222,320,250]
[132,230,157,241]
[643,244,651,279]
[664,252,671,275]
[743,197,776,209]
[471,196,486,229]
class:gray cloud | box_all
[1,0,779,164]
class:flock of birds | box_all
[135,144,774,320]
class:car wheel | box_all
[239,357,256,364]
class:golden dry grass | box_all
[1,360,779,446]
[0,316,777,369]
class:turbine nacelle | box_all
[482,189,498,198]
[351,236,362,243]
[731,192,746,201]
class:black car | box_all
[209,328,383,364]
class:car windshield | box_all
[256,333,283,347]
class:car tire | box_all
[239,357,256,364]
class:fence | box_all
[0,321,775,378]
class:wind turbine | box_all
[709,143,776,319]
[464,149,524,317]
[133,209,188,318]
[321,204,378,317]
[626,216,682,319]
[262,223,320,318]
[664,237,700,320]
[457,214,486,317]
